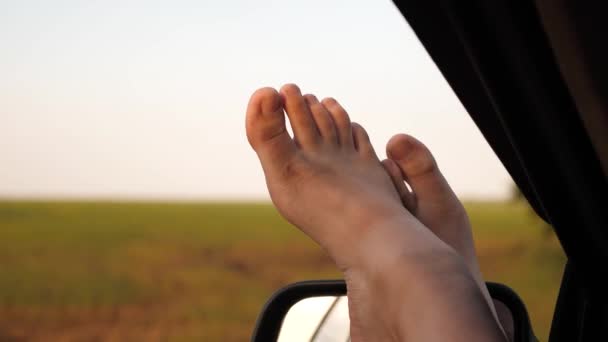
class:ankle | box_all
[388,261,505,341]
[349,235,504,341]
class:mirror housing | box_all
[251,279,537,342]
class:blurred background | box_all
[1,0,564,340]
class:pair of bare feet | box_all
[246,84,507,341]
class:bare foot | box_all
[246,84,409,269]
[382,134,511,338]
[246,85,505,341]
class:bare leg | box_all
[382,135,512,338]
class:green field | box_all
[0,200,564,341]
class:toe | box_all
[386,134,456,204]
[322,97,353,149]
[304,94,338,145]
[351,122,377,159]
[381,158,417,212]
[246,87,297,166]
[280,84,321,148]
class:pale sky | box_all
[0,0,513,200]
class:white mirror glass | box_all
[277,296,350,342]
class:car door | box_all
[390,1,608,341]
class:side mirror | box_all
[251,280,537,342]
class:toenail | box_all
[303,94,319,104]
[281,83,301,95]
[261,93,282,114]
[388,136,415,160]
[389,146,408,160]
[322,97,336,105]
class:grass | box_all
[0,200,565,341]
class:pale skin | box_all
[246,84,508,341]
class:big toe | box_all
[385,134,458,207]
[246,87,296,166]
[386,134,476,274]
